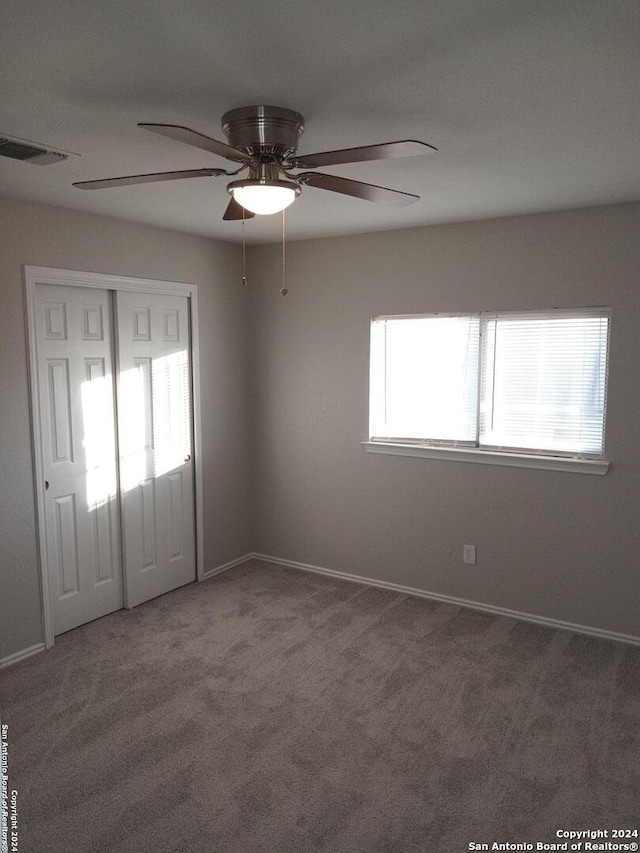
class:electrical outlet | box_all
[463,544,477,565]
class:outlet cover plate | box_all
[463,544,477,565]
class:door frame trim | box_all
[24,265,205,648]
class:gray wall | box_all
[249,203,640,638]
[2,198,639,662]
[0,197,252,660]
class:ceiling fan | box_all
[73,106,437,220]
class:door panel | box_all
[36,285,123,635]
[53,493,80,595]
[47,359,74,463]
[116,291,195,607]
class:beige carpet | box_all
[1,559,638,852]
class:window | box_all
[368,309,610,468]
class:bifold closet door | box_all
[35,285,123,635]
[116,291,196,608]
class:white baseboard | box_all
[4,553,636,669]
[202,553,255,580]
[0,642,46,670]
[251,552,640,647]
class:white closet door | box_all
[35,285,123,635]
[116,291,196,607]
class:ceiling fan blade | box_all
[73,168,226,190]
[139,123,252,163]
[292,140,436,169]
[223,198,256,221]
[298,172,419,206]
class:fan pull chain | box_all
[280,208,288,296]
[241,209,247,287]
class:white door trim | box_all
[24,265,205,649]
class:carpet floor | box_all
[1,559,639,852]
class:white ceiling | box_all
[1,0,639,244]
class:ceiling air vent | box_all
[0,136,70,166]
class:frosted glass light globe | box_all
[228,178,300,215]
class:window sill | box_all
[362,442,610,475]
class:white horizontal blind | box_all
[369,315,480,442]
[479,310,609,456]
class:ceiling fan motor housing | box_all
[221,106,305,160]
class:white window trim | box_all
[368,307,611,475]
[362,441,609,475]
